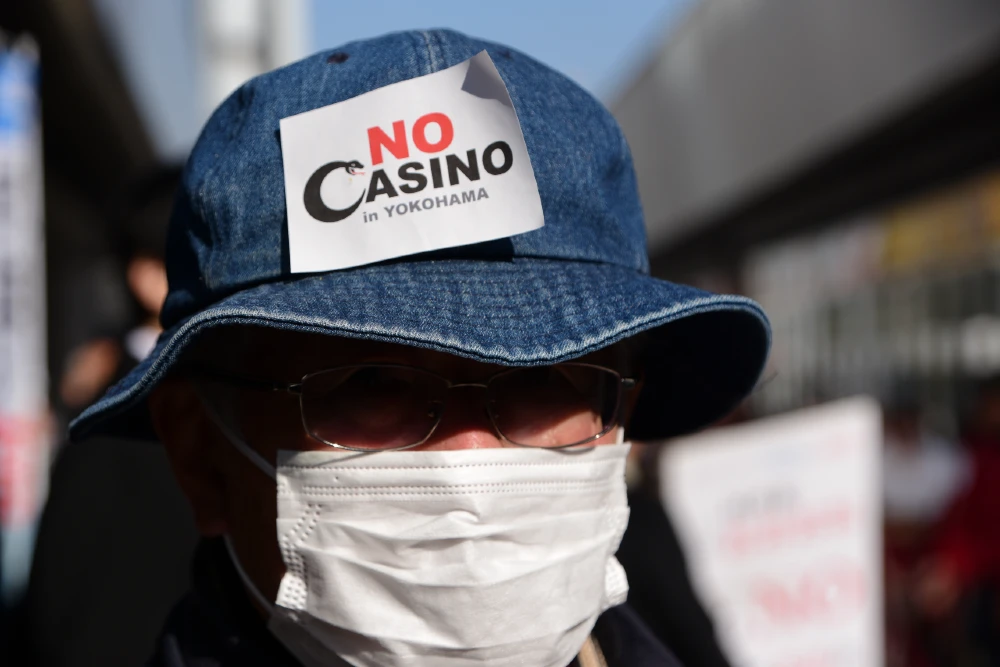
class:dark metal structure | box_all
[613,0,1000,280]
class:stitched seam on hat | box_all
[198,81,257,289]
[193,294,756,372]
[417,30,438,74]
[70,292,770,438]
[430,29,449,69]
[212,296,762,360]
[154,263,760,347]
[177,254,646,328]
[614,131,645,271]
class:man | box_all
[70,30,770,667]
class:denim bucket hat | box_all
[70,29,770,442]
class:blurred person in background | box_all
[116,168,175,367]
[882,399,969,531]
[66,31,770,667]
[13,166,198,667]
[913,377,1000,665]
[615,404,753,666]
[617,441,735,667]
[880,396,970,667]
[57,168,177,416]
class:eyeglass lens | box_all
[299,364,620,450]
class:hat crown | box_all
[163,29,649,328]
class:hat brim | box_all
[69,258,770,441]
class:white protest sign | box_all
[660,398,883,667]
[280,51,543,274]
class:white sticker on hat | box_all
[279,51,544,274]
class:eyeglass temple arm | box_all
[193,367,304,395]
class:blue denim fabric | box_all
[70,29,771,441]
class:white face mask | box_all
[216,417,631,667]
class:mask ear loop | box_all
[192,382,277,479]
[224,535,276,613]
[192,384,277,613]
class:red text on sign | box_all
[368,113,455,165]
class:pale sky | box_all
[93,0,693,160]
[311,0,693,101]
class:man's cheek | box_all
[238,395,313,454]
[542,410,608,447]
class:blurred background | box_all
[1,1,999,665]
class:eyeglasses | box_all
[195,363,636,452]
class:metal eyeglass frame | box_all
[193,362,637,452]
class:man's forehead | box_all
[192,325,625,378]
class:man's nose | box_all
[416,388,504,451]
